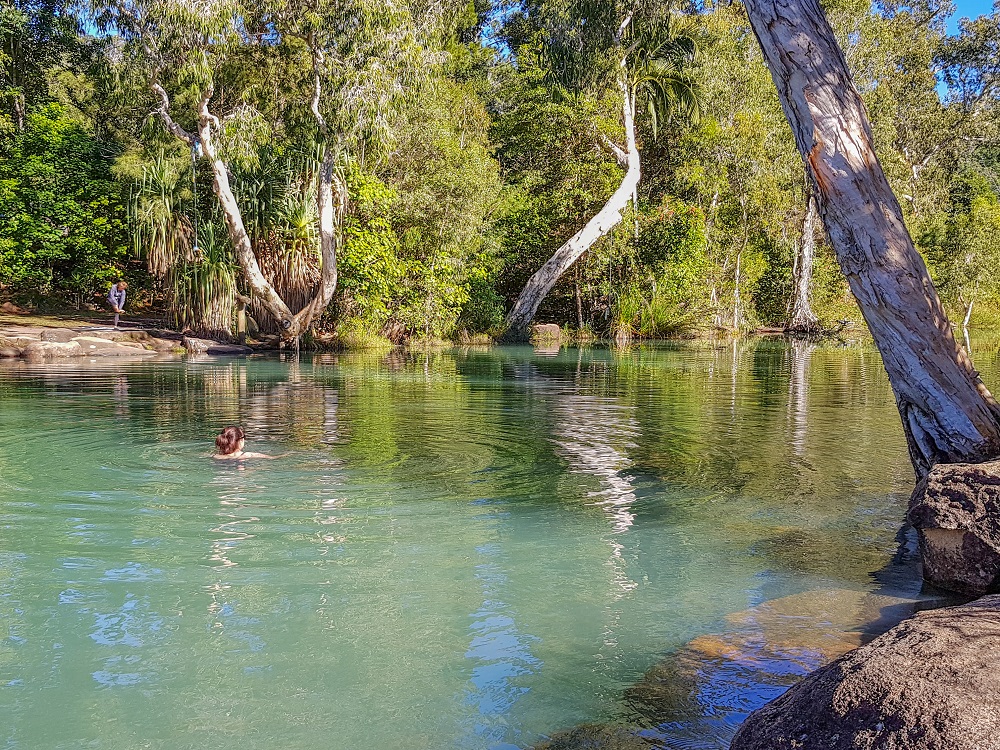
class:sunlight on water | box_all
[0,340,974,749]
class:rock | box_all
[729,595,1000,750]
[39,328,79,343]
[22,340,83,360]
[148,336,184,353]
[183,336,210,354]
[0,347,21,358]
[907,459,1000,595]
[0,301,28,314]
[624,587,946,743]
[531,724,653,750]
[183,336,251,356]
[69,336,156,357]
[531,323,563,341]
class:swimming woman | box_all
[213,425,275,460]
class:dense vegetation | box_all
[2,0,999,344]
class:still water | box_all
[0,339,983,749]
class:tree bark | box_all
[743,0,1000,477]
[502,77,640,340]
[154,83,300,337]
[195,94,300,338]
[788,194,820,333]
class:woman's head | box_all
[215,425,245,455]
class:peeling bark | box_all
[743,0,1000,477]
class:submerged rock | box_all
[729,594,1000,750]
[907,459,1000,595]
[531,724,653,750]
[624,586,944,746]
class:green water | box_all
[0,340,974,749]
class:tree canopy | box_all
[2,0,1000,346]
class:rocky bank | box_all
[0,323,252,360]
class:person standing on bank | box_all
[107,280,127,328]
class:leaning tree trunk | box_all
[787,194,820,334]
[743,0,1000,478]
[502,78,641,340]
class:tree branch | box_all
[599,133,629,169]
[151,83,195,145]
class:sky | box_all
[950,0,995,31]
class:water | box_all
[0,339,974,749]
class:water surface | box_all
[0,340,972,749]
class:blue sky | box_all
[950,0,995,31]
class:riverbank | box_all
[0,312,252,360]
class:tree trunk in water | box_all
[743,0,1000,477]
[502,79,640,341]
[788,194,820,333]
[574,267,584,330]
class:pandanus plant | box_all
[134,149,238,338]
[134,150,195,280]
[231,149,324,333]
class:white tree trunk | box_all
[154,75,345,342]
[293,146,345,332]
[503,77,640,340]
[293,42,346,334]
[744,0,1000,477]
[196,104,299,337]
[788,194,820,333]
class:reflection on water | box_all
[1,339,987,749]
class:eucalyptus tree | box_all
[502,0,699,339]
[93,0,433,341]
[742,0,1000,477]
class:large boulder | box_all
[531,323,563,341]
[22,340,83,360]
[729,595,1000,750]
[907,459,1000,595]
[71,336,156,357]
[39,328,79,343]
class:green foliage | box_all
[169,223,238,338]
[607,198,714,338]
[337,168,406,326]
[921,165,1000,318]
[0,102,129,303]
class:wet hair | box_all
[215,425,245,455]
